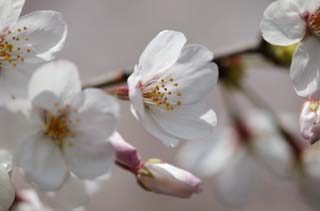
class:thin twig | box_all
[82,43,261,89]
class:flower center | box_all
[0,27,31,68]
[42,104,77,147]
[308,10,320,35]
[141,77,183,111]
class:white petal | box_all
[75,88,119,138]
[176,128,236,177]
[150,102,217,141]
[142,162,201,198]
[63,132,115,180]
[291,0,320,13]
[177,44,213,65]
[0,150,13,172]
[12,10,67,61]
[139,30,186,79]
[214,148,258,206]
[31,91,60,114]
[261,0,305,46]
[0,166,15,211]
[17,133,68,191]
[254,136,294,178]
[0,68,30,100]
[141,111,181,147]
[0,0,24,30]
[290,37,320,98]
[128,66,145,119]
[40,176,91,211]
[0,100,41,151]
[29,60,81,104]
[162,62,218,105]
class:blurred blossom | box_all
[137,159,202,198]
[128,30,218,147]
[0,0,67,103]
[11,190,52,211]
[177,111,294,206]
[298,143,320,210]
[110,132,142,170]
[10,169,102,211]
[300,100,320,144]
[0,60,119,191]
[261,0,320,98]
[0,151,15,211]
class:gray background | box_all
[24,0,308,210]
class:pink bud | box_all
[300,100,320,144]
[109,132,142,170]
[137,159,202,198]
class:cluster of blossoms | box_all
[3,0,320,210]
[260,0,320,145]
[0,0,220,210]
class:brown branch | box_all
[81,42,261,89]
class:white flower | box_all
[0,0,67,103]
[177,111,294,206]
[261,0,320,98]
[128,30,218,147]
[137,159,202,198]
[1,60,119,191]
[0,150,15,211]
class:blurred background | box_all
[23,0,307,210]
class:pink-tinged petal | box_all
[12,10,67,61]
[291,37,320,98]
[63,131,115,180]
[138,160,202,198]
[110,132,141,169]
[261,0,305,46]
[138,30,186,80]
[300,100,320,144]
[28,60,81,104]
[17,133,68,191]
[0,0,25,30]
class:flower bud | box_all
[300,100,320,144]
[137,159,202,198]
[110,132,141,169]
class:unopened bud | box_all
[300,100,320,144]
[137,159,202,198]
[110,132,141,169]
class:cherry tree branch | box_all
[81,41,261,89]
